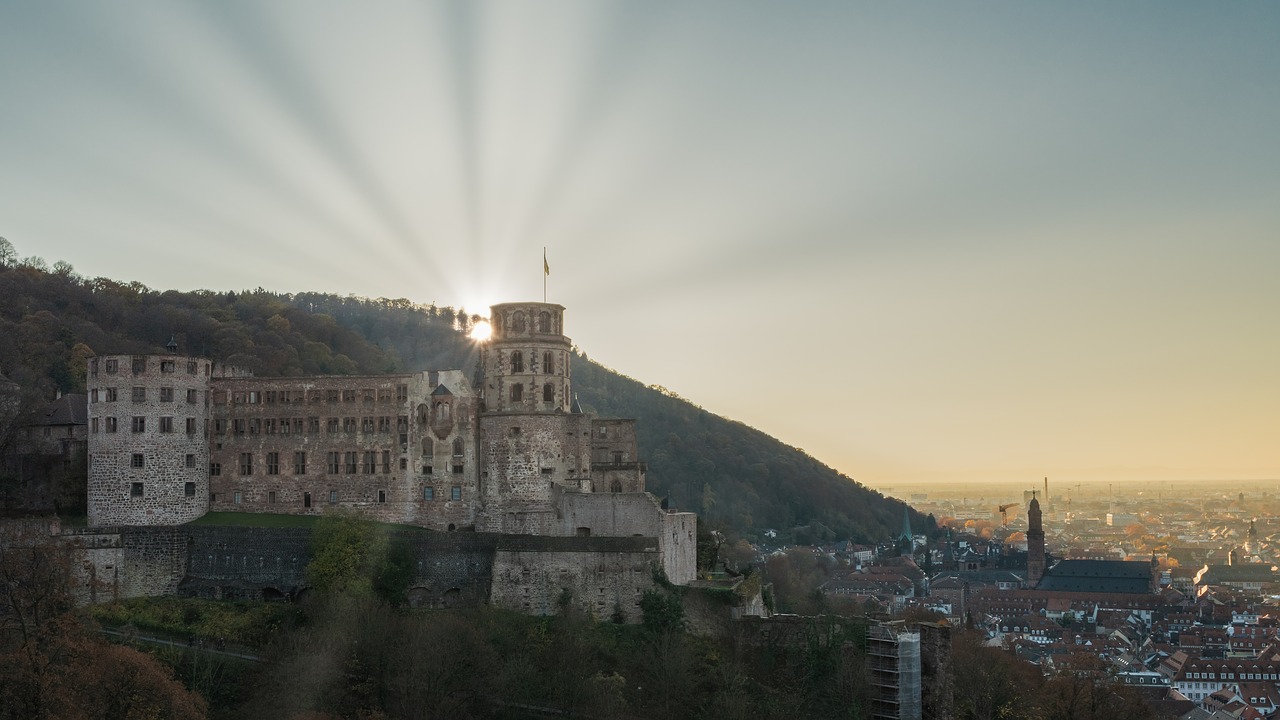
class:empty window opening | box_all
[130,482,143,498]
[185,482,195,497]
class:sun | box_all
[469,321,492,341]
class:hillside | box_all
[0,242,930,542]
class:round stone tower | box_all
[1026,494,1046,587]
[87,353,212,525]
[481,302,571,413]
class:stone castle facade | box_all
[84,301,697,595]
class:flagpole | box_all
[543,247,548,303]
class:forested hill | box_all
[0,245,929,543]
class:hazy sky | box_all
[2,1,1277,487]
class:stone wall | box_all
[559,492,698,584]
[491,535,660,623]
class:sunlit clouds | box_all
[1,1,1277,486]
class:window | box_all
[186,389,197,403]
[263,419,275,435]
[131,453,144,468]
[187,361,197,374]
[131,356,146,374]
[185,453,195,468]
[326,418,340,433]
[248,418,260,435]
[130,482,143,497]
[105,387,118,402]
[344,451,357,474]
[452,438,464,457]
[510,383,523,402]
[212,391,227,405]
[327,452,340,474]
[538,311,551,333]
[105,358,118,374]
[267,452,280,475]
[543,384,554,402]
[424,487,434,501]
[378,490,386,503]
[436,402,450,423]
[326,389,340,403]
[159,416,174,433]
[543,351,553,373]
[132,387,146,402]
[382,450,391,474]
[265,390,276,405]
[239,453,253,475]
[451,486,462,501]
[294,451,306,474]
[328,490,337,504]
[185,482,195,497]
[232,419,245,435]
[363,388,374,403]
[362,451,376,474]
[234,491,242,505]
[422,438,434,456]
[91,417,99,433]
[343,417,356,433]
[131,416,145,433]
[511,351,524,373]
[362,416,374,432]
[396,384,408,401]
[91,389,99,403]
[308,417,320,433]
[423,465,433,475]
[268,491,276,504]
[378,416,391,433]
[160,360,175,373]
[400,458,407,470]
[210,463,221,476]
[512,312,526,332]
[214,419,225,435]
[378,387,392,402]
[160,387,174,402]
[452,464,464,474]
[186,417,196,435]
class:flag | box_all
[544,249,550,276]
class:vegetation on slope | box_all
[0,238,928,543]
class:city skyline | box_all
[1,2,1277,486]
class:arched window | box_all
[542,351,553,373]
[510,351,524,373]
[510,383,523,402]
[538,311,551,333]
[512,312,526,333]
[611,480,623,493]
[435,401,451,423]
[543,383,554,402]
[452,438,464,457]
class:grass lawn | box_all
[187,511,428,532]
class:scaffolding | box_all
[868,624,921,720]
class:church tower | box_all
[1026,494,1046,586]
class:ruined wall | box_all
[478,413,580,534]
[120,526,187,597]
[87,354,212,526]
[207,370,480,530]
[491,535,661,623]
[559,493,698,584]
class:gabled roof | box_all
[430,384,453,396]
[1036,559,1153,594]
[28,394,88,426]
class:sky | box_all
[1,1,1277,488]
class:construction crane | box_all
[998,503,1017,526]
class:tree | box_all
[0,237,15,268]
[0,520,205,719]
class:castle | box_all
[78,301,697,616]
